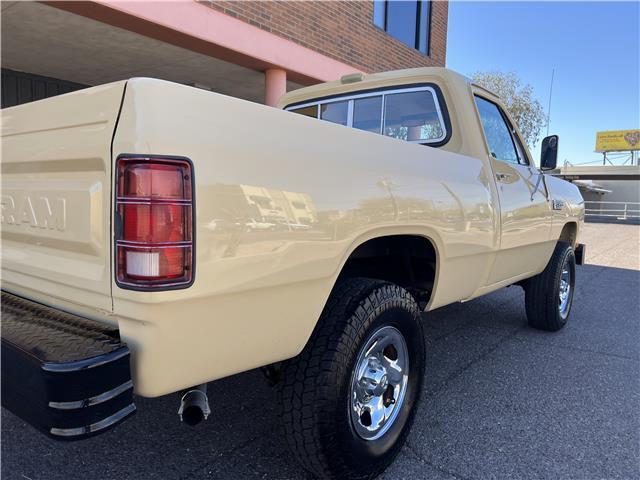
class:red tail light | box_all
[115,157,194,290]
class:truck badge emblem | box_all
[1,194,67,231]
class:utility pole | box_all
[546,68,555,137]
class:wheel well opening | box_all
[338,235,437,309]
[559,222,577,246]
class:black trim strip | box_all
[48,380,134,410]
[49,403,136,438]
[42,347,130,373]
[110,82,128,309]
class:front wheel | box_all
[525,241,576,331]
[279,278,425,480]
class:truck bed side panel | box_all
[112,78,499,396]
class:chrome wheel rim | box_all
[558,257,573,319]
[349,325,409,441]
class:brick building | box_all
[1,1,448,108]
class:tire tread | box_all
[279,278,422,479]
[525,241,574,331]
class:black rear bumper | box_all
[1,291,136,439]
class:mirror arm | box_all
[531,168,544,202]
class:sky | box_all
[446,1,640,166]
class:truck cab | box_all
[279,68,583,294]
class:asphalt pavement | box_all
[2,222,639,480]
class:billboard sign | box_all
[595,130,640,152]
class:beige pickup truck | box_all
[1,67,584,479]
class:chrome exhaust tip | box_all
[178,384,211,426]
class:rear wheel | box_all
[525,241,576,331]
[279,278,425,480]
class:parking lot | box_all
[2,222,639,480]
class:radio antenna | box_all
[546,68,555,137]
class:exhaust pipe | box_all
[178,384,211,426]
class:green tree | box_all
[472,71,547,148]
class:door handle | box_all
[495,172,513,182]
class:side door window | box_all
[474,96,520,165]
[512,132,531,166]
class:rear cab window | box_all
[320,101,349,125]
[292,105,317,119]
[287,84,450,146]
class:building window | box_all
[373,1,431,55]
[1,68,87,108]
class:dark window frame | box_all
[373,0,432,56]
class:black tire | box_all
[525,241,576,331]
[279,278,425,480]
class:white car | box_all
[245,218,276,231]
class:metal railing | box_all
[584,201,640,220]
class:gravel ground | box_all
[2,222,639,480]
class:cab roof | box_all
[278,67,472,109]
